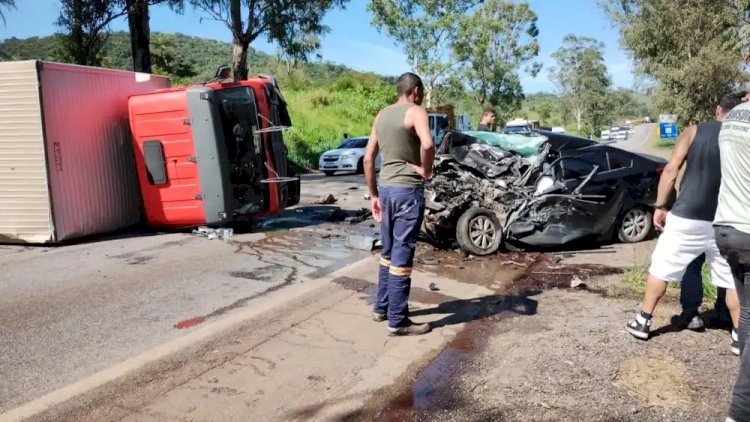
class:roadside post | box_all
[659,114,679,142]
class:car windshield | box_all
[337,138,368,149]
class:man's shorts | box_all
[649,212,734,289]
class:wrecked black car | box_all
[423,130,671,255]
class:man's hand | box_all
[407,163,429,180]
[371,196,382,222]
[654,208,668,231]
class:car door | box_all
[522,151,622,244]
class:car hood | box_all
[321,148,361,156]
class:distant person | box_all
[714,93,750,422]
[214,64,232,82]
[477,108,496,131]
[363,72,435,336]
[625,92,744,356]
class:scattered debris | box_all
[316,194,338,205]
[500,260,525,267]
[570,276,586,289]
[346,234,378,251]
[429,282,440,291]
[192,226,233,241]
[419,258,440,266]
[363,194,371,200]
[551,254,563,263]
[345,215,367,224]
[348,186,359,190]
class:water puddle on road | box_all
[173,229,372,330]
[361,251,624,420]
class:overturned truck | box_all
[423,130,670,255]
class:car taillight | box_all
[656,167,664,177]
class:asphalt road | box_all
[0,172,373,413]
[0,132,663,416]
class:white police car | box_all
[318,136,382,176]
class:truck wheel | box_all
[456,207,503,256]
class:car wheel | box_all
[356,158,364,174]
[456,207,503,256]
[618,207,653,243]
[324,171,335,177]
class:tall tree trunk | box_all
[232,36,249,80]
[425,85,433,108]
[71,0,85,64]
[229,0,248,81]
[126,0,151,73]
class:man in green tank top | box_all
[363,72,435,336]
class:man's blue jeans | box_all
[373,185,424,328]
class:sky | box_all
[0,0,634,94]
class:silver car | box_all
[318,137,382,176]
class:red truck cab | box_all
[128,76,299,228]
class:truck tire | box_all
[455,207,503,256]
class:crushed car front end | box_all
[423,130,670,255]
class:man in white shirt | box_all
[714,95,750,422]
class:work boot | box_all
[626,313,652,340]
[387,319,430,336]
[732,329,740,357]
[372,312,386,322]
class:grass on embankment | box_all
[621,261,717,304]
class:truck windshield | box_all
[214,86,264,211]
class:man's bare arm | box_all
[410,107,435,179]
[655,125,696,207]
[364,113,380,198]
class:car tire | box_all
[456,207,503,256]
[324,171,336,177]
[356,158,364,174]
[617,207,653,243]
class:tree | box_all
[368,0,480,107]
[0,0,15,26]
[55,0,125,66]
[150,33,197,83]
[549,35,612,133]
[452,0,540,120]
[123,1,184,73]
[190,0,348,81]
[609,88,649,120]
[603,0,748,125]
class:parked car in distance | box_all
[319,136,381,176]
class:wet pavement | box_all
[356,248,626,421]
[0,173,378,413]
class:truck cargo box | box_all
[128,77,299,228]
[0,60,170,244]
